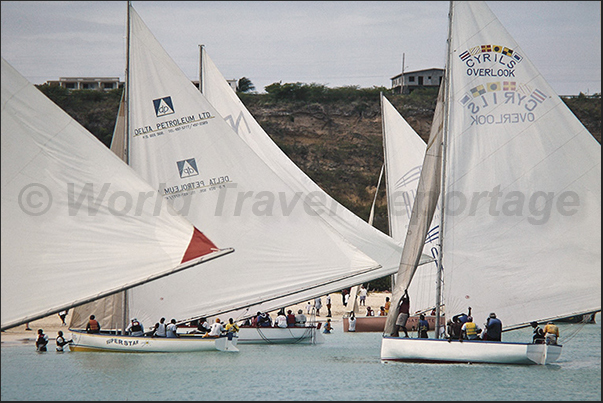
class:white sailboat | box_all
[69,3,388,346]
[198,44,434,327]
[343,94,443,333]
[0,57,234,353]
[381,1,601,365]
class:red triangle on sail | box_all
[181,227,218,263]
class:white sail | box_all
[383,84,446,336]
[0,57,232,330]
[384,0,600,341]
[199,45,438,317]
[119,5,382,328]
[381,93,441,315]
[441,1,600,328]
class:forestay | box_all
[0,58,231,330]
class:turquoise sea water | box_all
[2,313,600,401]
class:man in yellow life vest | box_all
[460,316,481,340]
[543,321,560,345]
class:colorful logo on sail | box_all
[177,158,199,178]
[153,96,175,117]
[458,43,523,79]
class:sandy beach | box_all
[1,290,392,346]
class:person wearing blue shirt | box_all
[484,312,502,341]
[417,314,429,338]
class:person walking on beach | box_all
[384,297,391,314]
[86,315,100,334]
[314,296,322,316]
[35,329,48,352]
[358,285,368,306]
[55,330,71,352]
[326,294,332,317]
[305,301,312,315]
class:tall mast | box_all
[122,0,132,334]
[434,0,454,339]
[198,44,204,94]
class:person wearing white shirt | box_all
[166,318,179,338]
[275,311,288,328]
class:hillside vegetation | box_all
[37,83,601,287]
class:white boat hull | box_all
[69,331,238,352]
[236,326,325,344]
[381,337,562,365]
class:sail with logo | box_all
[381,1,600,365]
[69,3,386,345]
[198,45,434,325]
[1,57,233,336]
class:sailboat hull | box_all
[237,326,325,344]
[343,315,445,333]
[381,337,562,365]
[69,331,238,353]
[177,325,325,344]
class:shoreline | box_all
[2,291,393,347]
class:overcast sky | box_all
[1,1,600,95]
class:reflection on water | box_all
[2,314,600,401]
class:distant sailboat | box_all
[381,1,601,365]
[0,58,233,339]
[344,94,442,333]
[197,45,435,324]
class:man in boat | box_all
[203,318,225,338]
[418,314,429,338]
[126,318,144,336]
[295,309,307,327]
[85,315,100,334]
[543,321,560,345]
[152,317,167,337]
[446,318,463,342]
[484,312,502,341]
[392,289,410,338]
[460,316,481,340]
[530,321,545,344]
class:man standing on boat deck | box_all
[484,313,502,341]
[393,289,410,338]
